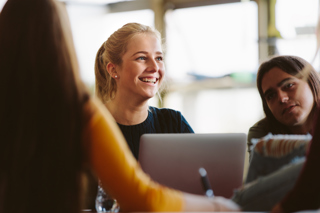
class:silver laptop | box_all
[138,133,247,198]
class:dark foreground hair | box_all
[0,0,90,213]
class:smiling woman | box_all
[0,1,241,211]
[106,32,164,104]
[92,23,195,210]
[94,22,194,159]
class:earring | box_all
[114,75,118,78]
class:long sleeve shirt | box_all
[83,99,184,212]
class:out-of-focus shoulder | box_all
[83,97,116,127]
[84,97,103,112]
[248,118,270,142]
[251,118,269,129]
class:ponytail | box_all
[94,42,117,103]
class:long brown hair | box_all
[257,55,320,133]
[0,0,90,213]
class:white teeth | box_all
[141,78,156,83]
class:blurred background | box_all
[1,0,319,135]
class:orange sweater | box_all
[83,99,183,212]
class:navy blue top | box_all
[117,106,194,159]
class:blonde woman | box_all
[95,23,194,159]
[0,0,239,212]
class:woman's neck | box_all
[288,124,311,135]
[105,96,149,126]
[287,109,315,134]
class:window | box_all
[276,0,319,69]
[163,2,261,134]
[165,2,258,80]
[66,4,154,86]
[0,0,6,11]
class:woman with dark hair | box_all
[0,0,239,212]
[247,55,320,158]
[230,55,320,211]
[0,0,89,212]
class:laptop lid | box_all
[138,133,247,198]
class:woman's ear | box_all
[106,62,118,79]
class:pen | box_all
[199,167,214,198]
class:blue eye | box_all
[137,56,146,60]
[156,57,163,61]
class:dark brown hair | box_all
[257,55,320,133]
[0,0,90,213]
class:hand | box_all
[183,193,240,212]
[210,196,241,212]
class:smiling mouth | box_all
[139,78,158,84]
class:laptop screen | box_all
[138,133,247,198]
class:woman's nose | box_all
[279,91,289,103]
[147,59,159,72]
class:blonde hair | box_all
[94,22,162,103]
